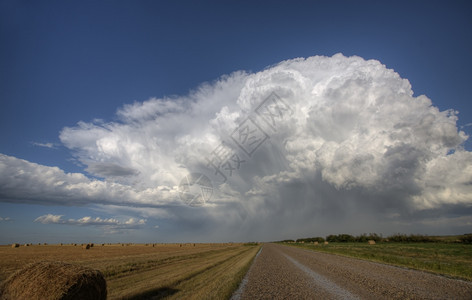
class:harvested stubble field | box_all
[286,242,472,281]
[0,243,260,299]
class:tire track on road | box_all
[282,253,359,300]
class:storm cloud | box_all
[1,54,471,239]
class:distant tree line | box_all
[296,237,325,243]
[279,239,296,243]
[387,234,436,243]
[459,234,472,244]
[326,233,382,243]
[278,233,472,244]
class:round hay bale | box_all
[0,261,107,300]
[368,240,376,245]
[324,241,329,245]
[11,243,19,248]
[82,244,91,250]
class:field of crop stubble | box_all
[0,243,260,299]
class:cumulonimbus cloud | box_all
[1,54,471,237]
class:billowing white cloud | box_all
[0,153,180,206]
[1,54,472,239]
[58,54,471,209]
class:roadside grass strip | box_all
[286,242,472,281]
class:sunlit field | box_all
[0,243,260,299]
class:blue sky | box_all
[1,0,472,243]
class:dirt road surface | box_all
[233,243,472,299]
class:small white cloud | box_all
[461,123,472,129]
[124,218,145,225]
[72,216,121,225]
[0,217,11,222]
[34,214,146,231]
[35,214,64,224]
[32,142,57,149]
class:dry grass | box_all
[0,243,260,299]
[165,248,257,299]
[0,261,106,300]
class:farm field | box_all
[284,242,472,281]
[0,243,261,299]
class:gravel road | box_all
[233,243,472,299]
